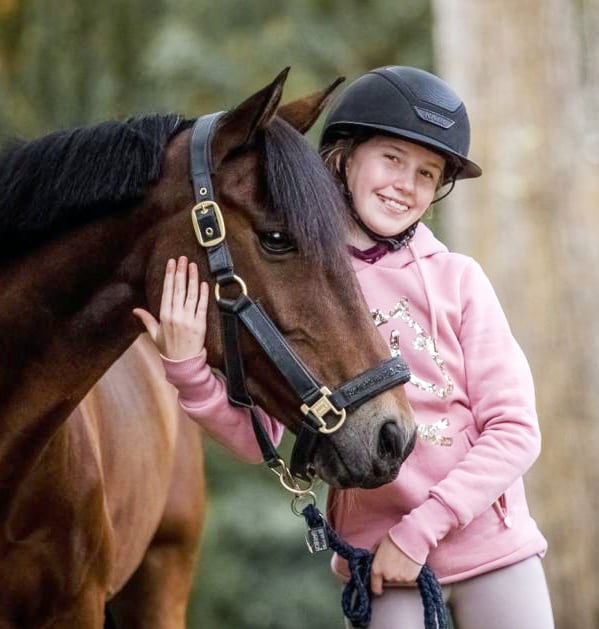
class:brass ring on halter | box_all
[214,275,248,303]
[291,491,317,517]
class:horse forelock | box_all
[263,117,350,268]
[0,114,192,246]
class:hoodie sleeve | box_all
[161,349,285,463]
[389,259,540,564]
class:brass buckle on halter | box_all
[191,200,226,248]
[301,387,347,434]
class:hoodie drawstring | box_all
[409,239,439,344]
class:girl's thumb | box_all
[132,308,159,340]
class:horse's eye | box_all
[258,231,296,254]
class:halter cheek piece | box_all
[189,113,411,481]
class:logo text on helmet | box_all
[414,107,455,129]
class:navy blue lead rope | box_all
[302,504,449,629]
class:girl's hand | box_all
[370,534,423,595]
[133,256,210,360]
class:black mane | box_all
[0,114,190,244]
[263,117,349,267]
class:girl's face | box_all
[345,135,445,246]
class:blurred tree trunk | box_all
[433,1,599,627]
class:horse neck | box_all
[0,210,148,488]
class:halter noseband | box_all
[189,113,411,481]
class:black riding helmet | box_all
[320,66,482,184]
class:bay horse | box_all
[0,69,415,628]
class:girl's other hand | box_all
[370,534,423,595]
[133,256,209,360]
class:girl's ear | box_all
[340,151,349,173]
[339,149,353,183]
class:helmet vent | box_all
[411,81,461,112]
[385,67,463,112]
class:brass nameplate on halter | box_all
[300,386,347,434]
[191,200,226,248]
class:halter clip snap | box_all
[301,386,347,434]
[270,458,315,496]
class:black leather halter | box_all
[189,113,411,481]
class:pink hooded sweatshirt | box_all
[161,223,547,584]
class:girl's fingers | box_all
[160,258,176,316]
[370,573,383,596]
[172,256,188,310]
[196,281,209,319]
[132,308,159,341]
[185,262,199,309]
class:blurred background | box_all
[1,1,597,627]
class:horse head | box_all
[144,69,416,489]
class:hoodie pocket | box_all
[493,493,513,528]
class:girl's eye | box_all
[385,153,400,163]
[420,169,439,185]
[258,231,296,254]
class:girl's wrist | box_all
[160,348,207,364]
[162,338,206,361]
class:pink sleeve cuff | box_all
[160,349,224,407]
[388,497,459,565]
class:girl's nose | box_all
[392,169,416,194]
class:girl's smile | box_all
[377,193,410,215]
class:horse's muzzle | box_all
[313,410,417,489]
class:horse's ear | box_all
[277,77,345,135]
[212,67,290,168]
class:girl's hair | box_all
[320,136,366,182]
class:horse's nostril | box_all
[377,421,402,460]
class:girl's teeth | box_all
[382,197,408,212]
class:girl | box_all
[134,66,554,628]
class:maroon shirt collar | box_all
[347,242,390,264]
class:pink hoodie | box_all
[162,223,547,584]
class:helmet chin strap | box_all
[431,177,457,204]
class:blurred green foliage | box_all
[0,2,432,627]
[0,0,432,138]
